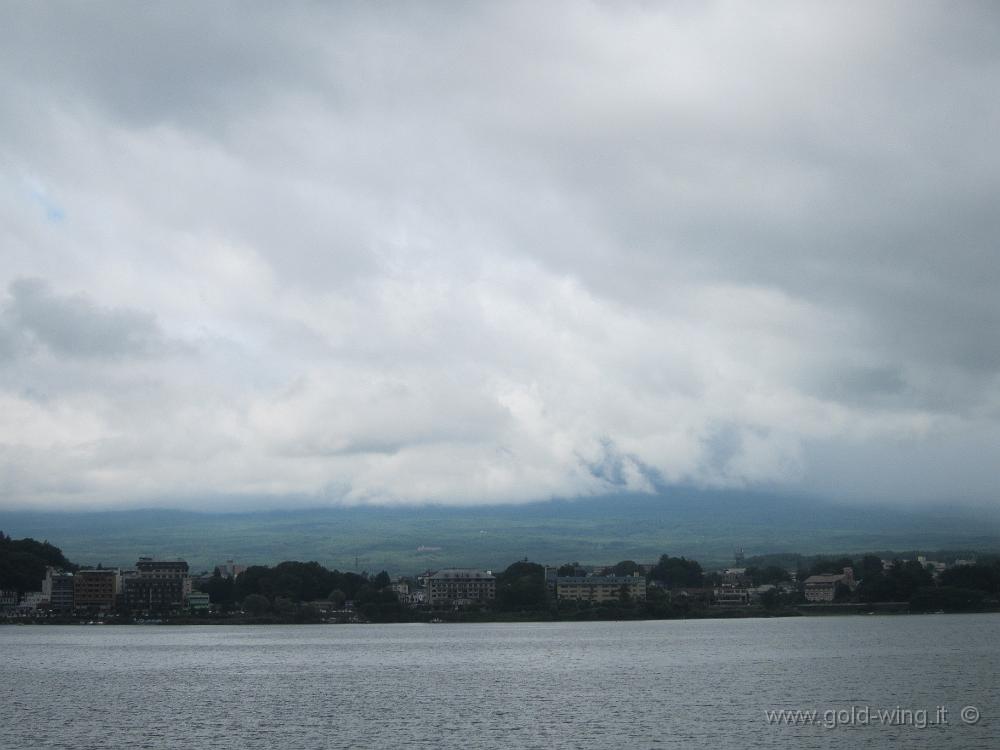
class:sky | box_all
[1,2,999,511]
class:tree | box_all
[618,584,632,605]
[746,565,791,586]
[648,555,703,589]
[243,594,271,615]
[808,557,854,577]
[0,536,77,594]
[496,561,548,610]
[234,561,369,603]
[859,554,884,581]
[939,564,1000,595]
[858,559,933,602]
[833,582,852,602]
[612,560,640,577]
[200,570,236,607]
[373,571,391,589]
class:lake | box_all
[2,615,997,749]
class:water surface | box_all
[2,615,997,749]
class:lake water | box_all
[2,615,997,749]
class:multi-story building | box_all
[123,558,191,612]
[720,568,751,587]
[73,569,119,611]
[425,569,496,606]
[804,567,855,602]
[556,574,647,603]
[43,568,75,611]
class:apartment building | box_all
[556,574,647,603]
[73,569,119,610]
[123,558,191,612]
[425,569,496,605]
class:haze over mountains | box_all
[3,489,999,574]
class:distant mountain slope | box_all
[2,489,998,573]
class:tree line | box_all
[0,531,77,593]
[199,561,403,622]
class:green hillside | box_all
[2,490,998,574]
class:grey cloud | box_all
[3,279,173,360]
[1,3,999,509]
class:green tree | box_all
[648,555,703,589]
[496,561,548,610]
[858,559,933,602]
[808,557,854,577]
[618,584,632,605]
[939,564,1000,595]
[859,554,884,581]
[0,535,77,594]
[243,594,271,615]
[199,570,236,607]
[746,565,791,586]
[833,582,852,602]
[612,560,640,577]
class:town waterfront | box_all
[3,615,997,749]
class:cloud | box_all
[0,2,999,509]
[3,279,175,360]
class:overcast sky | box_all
[1,2,999,511]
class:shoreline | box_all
[5,602,998,626]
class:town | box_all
[3,532,999,623]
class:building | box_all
[391,580,410,597]
[425,569,496,606]
[720,568,751,587]
[804,567,855,602]
[123,558,191,612]
[74,569,119,611]
[16,591,46,614]
[43,568,75,611]
[556,574,647,603]
[916,555,947,576]
[213,560,246,579]
[713,586,751,606]
[187,592,211,612]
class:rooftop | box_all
[428,568,495,580]
[557,576,644,584]
[804,574,847,584]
